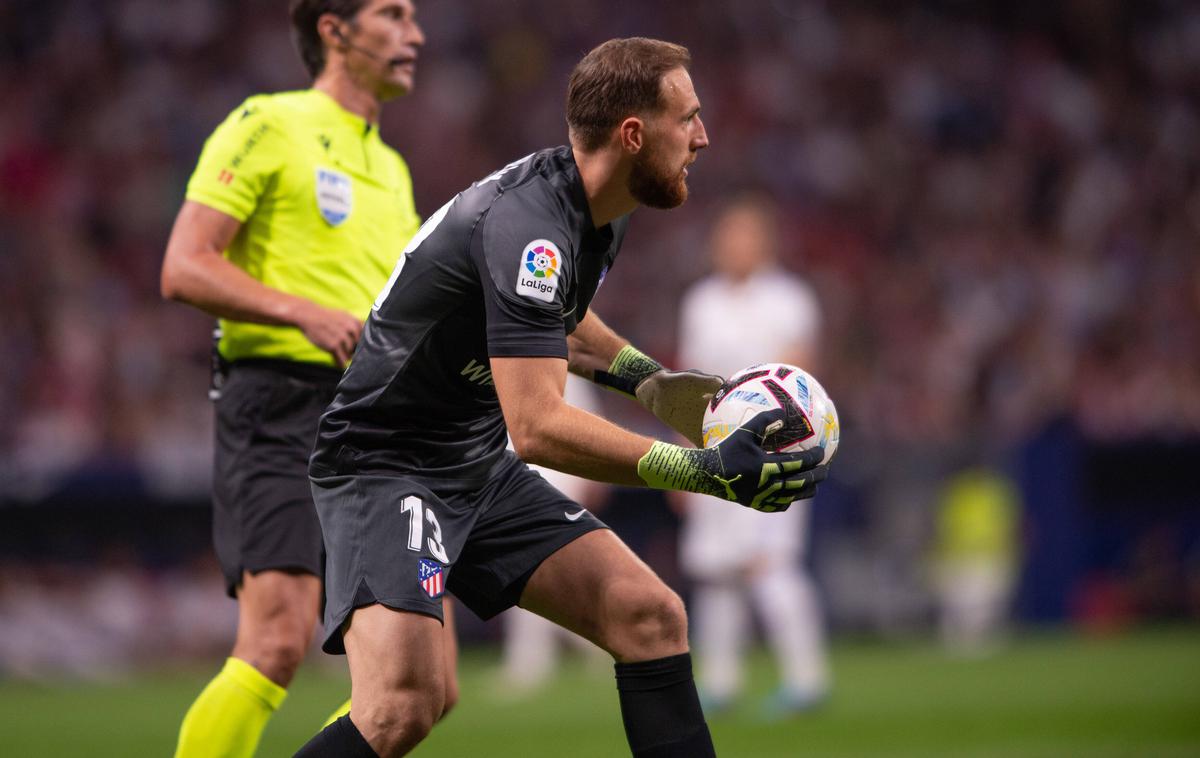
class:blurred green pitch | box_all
[2,629,1197,757]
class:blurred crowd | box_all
[3,0,1198,498]
[0,552,235,678]
[2,0,1199,673]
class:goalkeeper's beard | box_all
[628,143,689,209]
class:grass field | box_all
[2,628,1198,757]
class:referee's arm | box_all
[161,200,362,366]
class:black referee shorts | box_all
[313,451,608,654]
[213,359,341,597]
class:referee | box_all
[160,3,456,756]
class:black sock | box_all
[293,714,378,758]
[614,653,716,758]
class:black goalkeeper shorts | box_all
[212,359,341,597]
[313,450,608,654]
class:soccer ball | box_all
[701,363,840,465]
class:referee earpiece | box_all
[332,23,384,62]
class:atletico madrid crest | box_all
[418,558,445,599]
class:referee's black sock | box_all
[293,714,378,758]
[614,652,717,758]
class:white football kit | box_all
[677,266,830,706]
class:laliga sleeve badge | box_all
[515,239,561,303]
[418,558,446,598]
[315,167,353,226]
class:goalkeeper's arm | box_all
[493,354,825,512]
[566,311,722,446]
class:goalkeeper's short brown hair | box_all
[567,38,692,152]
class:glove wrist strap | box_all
[637,441,725,499]
[594,345,664,398]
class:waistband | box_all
[229,357,344,384]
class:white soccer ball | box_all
[701,363,840,465]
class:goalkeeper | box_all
[295,38,828,758]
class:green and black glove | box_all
[636,409,828,512]
[596,345,723,447]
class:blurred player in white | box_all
[499,375,610,693]
[676,193,830,714]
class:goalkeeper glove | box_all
[596,345,722,447]
[636,409,828,512]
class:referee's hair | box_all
[567,38,692,152]
[290,0,369,79]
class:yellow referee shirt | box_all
[186,89,420,366]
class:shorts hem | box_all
[226,558,323,598]
[322,598,445,655]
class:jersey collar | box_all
[308,88,377,137]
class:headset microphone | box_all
[335,27,386,63]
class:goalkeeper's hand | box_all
[635,368,723,447]
[637,409,828,512]
[596,345,722,446]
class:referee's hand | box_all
[297,303,363,368]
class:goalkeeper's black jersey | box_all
[310,146,630,490]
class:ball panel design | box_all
[701,362,840,465]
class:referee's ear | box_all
[315,13,347,58]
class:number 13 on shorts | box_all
[400,495,450,563]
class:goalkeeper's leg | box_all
[321,601,460,728]
[521,530,716,758]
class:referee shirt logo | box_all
[315,167,353,226]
